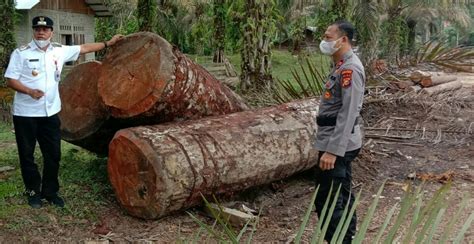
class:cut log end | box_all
[98,32,174,117]
[108,130,162,218]
[59,61,109,140]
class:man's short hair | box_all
[332,20,355,45]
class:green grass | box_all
[188,49,330,82]
[0,122,111,233]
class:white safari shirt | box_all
[4,40,80,117]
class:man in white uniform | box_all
[4,16,123,208]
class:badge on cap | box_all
[341,69,353,88]
[37,17,47,26]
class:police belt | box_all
[316,116,360,127]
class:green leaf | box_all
[374,203,399,243]
[353,181,386,243]
[334,189,363,244]
[439,195,470,243]
[294,185,320,243]
[310,182,335,243]
[317,183,342,244]
[453,212,474,244]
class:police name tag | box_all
[55,70,60,82]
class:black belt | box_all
[317,116,360,128]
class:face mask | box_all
[34,38,51,49]
[319,38,342,55]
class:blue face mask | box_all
[319,37,342,55]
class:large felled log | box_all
[98,32,248,120]
[107,98,320,219]
[420,74,457,87]
[59,61,109,141]
[421,80,462,96]
[59,33,248,155]
[59,61,130,154]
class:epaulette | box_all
[18,45,30,51]
[51,42,62,47]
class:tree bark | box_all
[420,74,457,88]
[60,32,248,155]
[107,98,320,219]
[421,80,462,96]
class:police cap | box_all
[32,16,54,30]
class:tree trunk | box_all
[137,0,157,32]
[331,0,349,21]
[421,80,462,96]
[386,6,403,66]
[406,18,417,55]
[420,74,457,87]
[0,0,16,86]
[212,0,226,63]
[108,98,320,219]
[240,0,274,91]
[60,32,248,155]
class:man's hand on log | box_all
[106,34,124,47]
[319,152,337,171]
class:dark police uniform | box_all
[314,49,365,242]
[4,16,80,200]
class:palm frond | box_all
[409,39,474,72]
[272,57,329,103]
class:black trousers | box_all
[314,149,360,243]
[13,114,61,197]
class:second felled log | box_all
[420,74,457,87]
[107,98,320,219]
[421,80,463,96]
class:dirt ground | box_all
[0,76,473,243]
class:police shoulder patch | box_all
[19,45,30,51]
[341,69,353,88]
[51,42,62,47]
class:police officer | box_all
[314,20,365,243]
[4,16,123,208]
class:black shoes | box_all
[25,190,65,208]
[44,195,65,208]
[27,194,43,209]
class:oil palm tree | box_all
[137,0,157,32]
[0,0,17,86]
